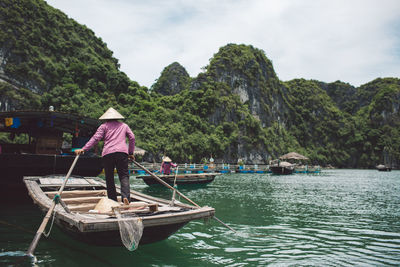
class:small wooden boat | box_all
[294,165,321,174]
[269,161,294,175]
[294,165,307,173]
[376,164,392,172]
[307,165,321,174]
[136,173,221,186]
[24,175,215,246]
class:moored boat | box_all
[136,173,221,186]
[0,110,103,180]
[307,165,321,173]
[23,175,215,246]
[269,161,294,175]
[294,165,307,173]
[294,165,321,174]
[376,164,392,172]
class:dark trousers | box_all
[102,152,130,202]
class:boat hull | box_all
[270,166,294,175]
[0,153,103,177]
[137,173,219,186]
[57,216,188,245]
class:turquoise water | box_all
[1,169,400,266]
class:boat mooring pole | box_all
[132,160,237,233]
[26,154,80,257]
[170,166,179,206]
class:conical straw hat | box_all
[99,107,125,120]
[163,156,172,162]
[94,197,120,212]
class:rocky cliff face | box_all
[0,80,41,111]
[318,81,357,114]
[189,44,292,163]
[367,78,400,126]
[152,62,190,95]
[204,44,289,128]
[0,46,41,111]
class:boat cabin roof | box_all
[0,110,100,137]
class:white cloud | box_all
[46,0,400,87]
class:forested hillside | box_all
[1,0,399,168]
[0,0,148,118]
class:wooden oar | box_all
[26,154,80,257]
[132,160,236,233]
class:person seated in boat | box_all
[160,156,177,175]
[74,107,135,203]
[209,155,215,169]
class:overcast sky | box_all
[46,0,400,88]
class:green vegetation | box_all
[0,0,399,168]
[0,0,147,118]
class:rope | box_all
[43,208,56,237]
[43,194,60,237]
[53,194,61,203]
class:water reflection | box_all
[1,170,399,266]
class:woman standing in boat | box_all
[160,156,177,175]
[74,107,135,203]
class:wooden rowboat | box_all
[23,175,215,246]
[136,173,221,186]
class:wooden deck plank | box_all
[68,203,97,211]
[39,184,104,188]
[39,178,90,185]
[46,190,107,198]
[60,196,104,205]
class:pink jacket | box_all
[82,121,135,157]
[160,161,177,175]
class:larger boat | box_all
[24,175,215,246]
[0,110,103,181]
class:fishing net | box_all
[115,210,143,251]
